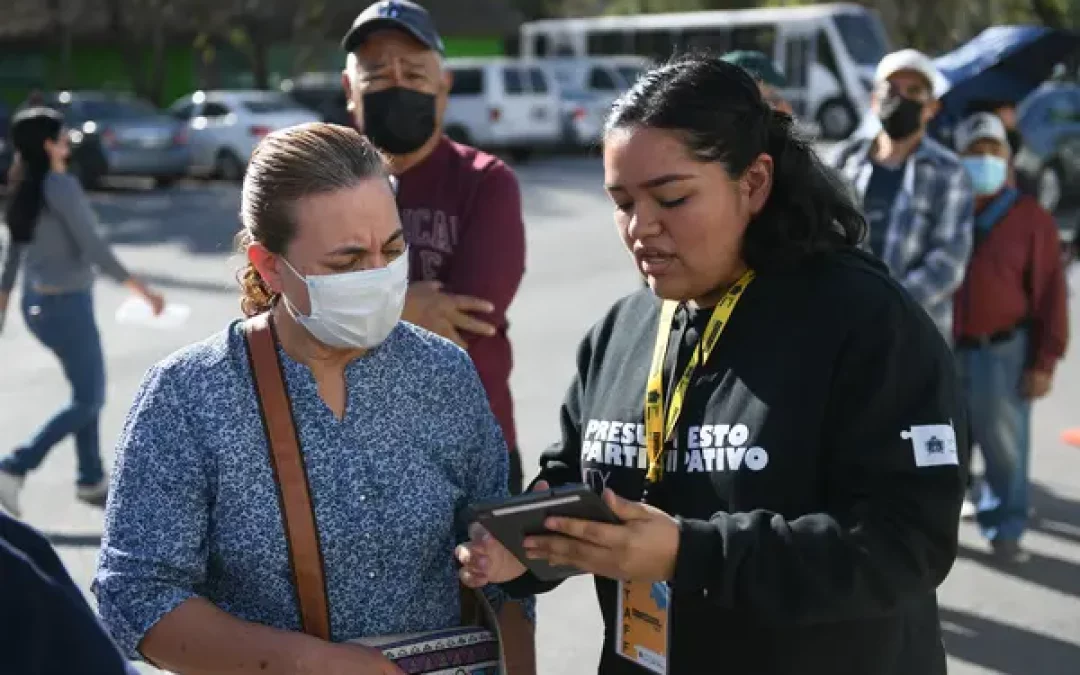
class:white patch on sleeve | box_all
[902,424,959,467]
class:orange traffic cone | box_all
[1063,428,1080,448]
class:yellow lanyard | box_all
[644,269,756,483]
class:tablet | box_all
[468,484,622,582]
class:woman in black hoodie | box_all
[460,54,966,675]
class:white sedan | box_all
[168,90,322,181]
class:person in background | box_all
[0,108,164,518]
[459,54,965,675]
[831,49,974,341]
[953,112,1069,563]
[341,0,528,495]
[964,99,1023,154]
[94,124,534,674]
[2,510,137,675]
[721,50,794,116]
[958,99,1041,518]
[963,99,1038,197]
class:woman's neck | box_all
[691,263,750,309]
[270,303,366,374]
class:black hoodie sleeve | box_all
[671,291,966,624]
[498,331,594,599]
[534,332,593,488]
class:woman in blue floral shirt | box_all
[94,124,533,674]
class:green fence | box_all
[0,46,197,107]
[0,35,505,109]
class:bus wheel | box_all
[817,98,857,140]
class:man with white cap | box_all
[952,112,1069,563]
[831,48,973,341]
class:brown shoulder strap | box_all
[243,313,332,641]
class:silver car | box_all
[41,91,192,189]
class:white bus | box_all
[519,3,890,139]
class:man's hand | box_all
[402,281,497,348]
[1022,369,1053,400]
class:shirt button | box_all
[359,494,367,502]
[368,572,376,579]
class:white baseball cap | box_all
[954,112,1009,153]
[874,49,949,99]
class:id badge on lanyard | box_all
[617,269,755,674]
[617,580,672,674]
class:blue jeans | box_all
[0,290,106,486]
[956,329,1031,542]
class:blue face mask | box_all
[961,155,1008,196]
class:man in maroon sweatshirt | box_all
[341,0,527,494]
[952,112,1070,563]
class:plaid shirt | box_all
[829,135,974,341]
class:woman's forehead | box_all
[604,126,710,188]
[290,181,400,252]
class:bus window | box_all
[816,30,842,84]
[588,30,628,56]
[552,33,576,57]
[784,38,811,88]
[731,26,776,56]
[633,30,675,61]
[533,34,549,58]
[832,13,887,67]
[677,27,731,54]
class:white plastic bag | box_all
[115,296,191,330]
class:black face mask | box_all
[362,87,437,155]
[1006,128,1024,155]
[878,95,924,141]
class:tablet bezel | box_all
[467,484,622,582]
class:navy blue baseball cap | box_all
[342,0,445,55]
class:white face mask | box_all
[281,252,409,350]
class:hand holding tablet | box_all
[463,483,622,582]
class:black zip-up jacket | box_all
[505,249,966,675]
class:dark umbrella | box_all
[932,25,1080,136]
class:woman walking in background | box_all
[0,107,165,518]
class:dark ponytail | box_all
[742,106,866,269]
[606,53,866,272]
[5,107,64,244]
